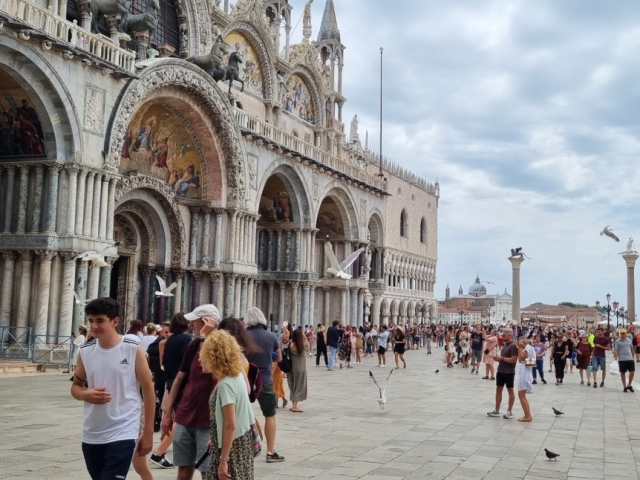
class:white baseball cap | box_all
[184,304,220,321]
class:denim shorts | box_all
[591,356,606,371]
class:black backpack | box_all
[147,336,162,375]
[278,347,292,373]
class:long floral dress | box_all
[206,389,254,480]
[339,332,352,362]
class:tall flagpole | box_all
[379,47,384,177]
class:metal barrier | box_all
[0,326,33,359]
[31,335,73,368]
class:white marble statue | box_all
[627,237,636,252]
[303,0,314,29]
[350,114,359,143]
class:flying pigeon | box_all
[600,225,620,242]
[74,242,120,268]
[324,241,365,280]
[544,448,560,461]
[68,283,88,306]
[369,369,394,410]
[552,407,564,417]
[435,369,439,374]
[155,276,178,297]
[482,281,495,285]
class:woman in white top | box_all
[516,337,535,423]
[68,325,88,373]
[200,330,255,480]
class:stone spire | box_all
[318,0,340,42]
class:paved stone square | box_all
[2,348,640,479]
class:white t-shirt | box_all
[141,335,157,352]
[79,337,142,444]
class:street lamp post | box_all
[606,293,611,332]
[613,301,619,328]
[459,310,464,325]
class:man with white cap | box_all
[162,304,219,479]
[244,307,285,463]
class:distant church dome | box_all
[469,275,487,297]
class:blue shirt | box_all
[378,331,390,349]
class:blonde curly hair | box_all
[199,330,243,377]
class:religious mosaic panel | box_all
[0,70,46,158]
[281,74,315,124]
[120,104,202,198]
[223,32,264,96]
[258,176,293,224]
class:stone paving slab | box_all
[2,350,640,479]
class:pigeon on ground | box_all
[552,407,564,417]
[544,448,560,461]
[68,283,87,306]
[324,240,365,280]
[155,276,178,297]
[435,369,439,374]
[369,369,393,410]
[74,242,120,268]
[600,225,620,242]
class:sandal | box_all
[291,408,304,413]
[490,377,495,380]
[482,376,489,380]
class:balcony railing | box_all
[0,0,136,73]
[235,109,387,193]
[386,286,434,299]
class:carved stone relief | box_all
[84,85,105,135]
[248,153,257,189]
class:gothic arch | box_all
[283,66,324,128]
[256,162,312,228]
[380,297,390,317]
[0,36,82,161]
[105,60,248,209]
[223,21,276,100]
[315,184,360,240]
[367,211,384,246]
[115,209,156,265]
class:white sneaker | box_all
[503,411,514,419]
[487,410,500,417]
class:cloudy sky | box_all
[287,0,640,311]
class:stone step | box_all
[0,361,46,374]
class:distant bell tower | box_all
[265,0,293,59]
[315,0,344,94]
[445,284,450,300]
[459,284,463,295]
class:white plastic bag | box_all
[609,360,620,376]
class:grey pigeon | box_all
[435,369,439,374]
[544,448,560,461]
[600,225,620,242]
[552,407,564,417]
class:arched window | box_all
[400,209,408,237]
[420,217,426,243]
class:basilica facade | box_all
[0,0,439,339]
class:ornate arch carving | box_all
[223,21,276,100]
[105,60,248,209]
[176,0,211,56]
[115,174,186,267]
[115,214,138,248]
[284,65,324,128]
[115,206,156,265]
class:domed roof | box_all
[469,275,487,296]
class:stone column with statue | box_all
[621,237,639,326]
[508,248,527,324]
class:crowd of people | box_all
[69,297,638,480]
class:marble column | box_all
[202,209,212,267]
[91,173,101,238]
[310,286,316,326]
[44,165,60,232]
[322,287,331,326]
[310,230,317,274]
[340,287,348,325]
[301,283,310,327]
[214,210,223,267]
[191,270,203,310]
[276,229,283,271]
[622,251,639,326]
[106,177,116,241]
[234,276,242,317]
[294,230,301,271]
[3,166,15,232]
[139,265,151,323]
[350,288,358,327]
[73,260,89,332]
[0,251,16,327]
[248,278,255,308]
[372,294,382,326]
[278,282,286,330]
[15,251,34,329]
[267,282,275,329]
[240,276,248,317]
[228,212,237,261]
[239,216,246,262]
[98,175,109,239]
[291,282,299,325]
[190,209,200,267]
[234,214,242,261]
[34,251,55,336]
[256,229,263,267]
[508,255,524,324]
[357,289,364,328]
[48,256,62,339]
[285,230,292,271]
[172,269,184,314]
[66,166,78,235]
[98,258,114,298]
[59,253,76,338]
[30,166,44,233]
[15,166,29,233]
[306,231,313,272]
[75,168,87,235]
[250,218,257,265]
[209,272,220,305]
[224,274,236,318]
[267,230,274,271]
[256,281,263,311]
[83,171,95,236]
[87,265,100,301]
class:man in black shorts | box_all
[614,329,635,392]
[487,330,519,419]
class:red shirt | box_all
[174,340,216,429]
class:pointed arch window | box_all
[400,209,408,237]
[420,217,426,243]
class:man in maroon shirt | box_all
[162,304,219,479]
[591,328,611,388]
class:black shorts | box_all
[257,384,277,418]
[82,440,136,480]
[394,343,405,354]
[635,346,640,354]
[377,346,386,355]
[619,360,635,373]
[495,372,515,389]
